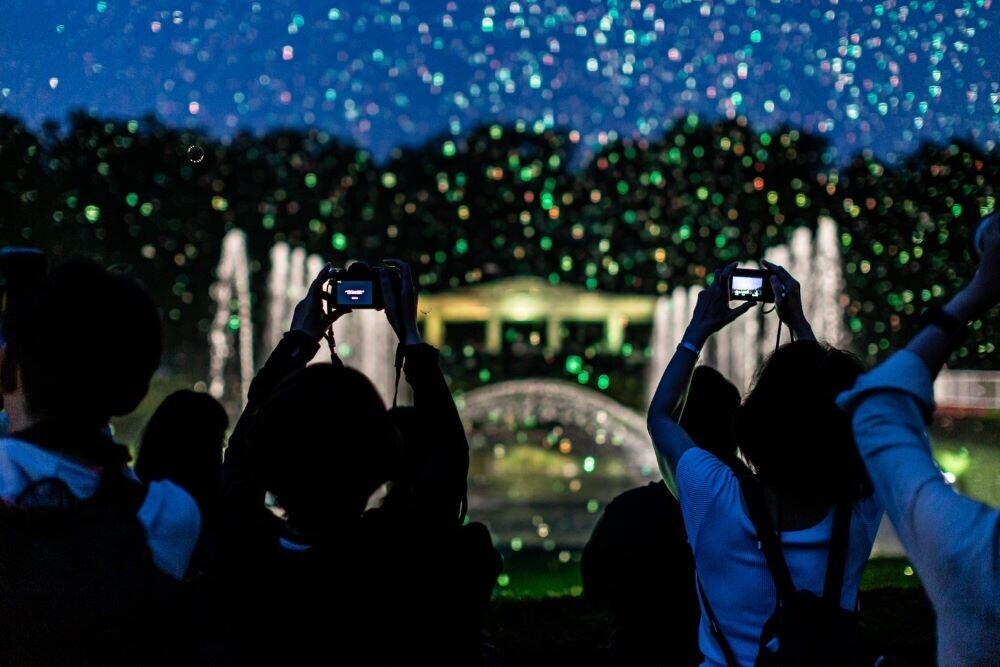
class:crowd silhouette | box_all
[1,226,999,665]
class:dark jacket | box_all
[583,481,702,667]
[214,331,499,664]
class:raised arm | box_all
[763,259,816,341]
[647,263,753,472]
[381,260,469,524]
[222,265,346,516]
[836,233,1000,657]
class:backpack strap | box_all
[740,477,855,607]
[696,574,740,667]
[8,472,147,514]
[11,477,78,510]
[738,476,797,604]
[822,501,852,603]
[89,470,149,515]
[739,476,858,664]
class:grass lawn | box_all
[487,554,935,664]
[484,588,936,666]
[495,550,923,599]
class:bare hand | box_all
[290,264,351,341]
[684,262,755,347]
[762,260,815,341]
[379,259,421,346]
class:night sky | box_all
[1,0,996,163]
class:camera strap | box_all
[392,343,404,409]
[323,322,337,359]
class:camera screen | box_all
[731,275,764,299]
[336,280,374,306]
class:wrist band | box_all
[677,340,701,356]
[917,306,968,344]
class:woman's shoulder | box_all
[677,447,740,489]
[675,448,745,543]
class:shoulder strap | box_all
[11,477,78,510]
[696,574,740,667]
[822,501,852,603]
[738,476,797,603]
[90,471,149,515]
[741,476,856,607]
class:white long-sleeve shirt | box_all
[837,351,1000,666]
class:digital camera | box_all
[729,267,775,303]
[324,262,397,310]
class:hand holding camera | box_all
[294,260,421,347]
[762,260,816,342]
[323,262,400,311]
[290,264,350,342]
[683,262,756,348]
[378,259,421,346]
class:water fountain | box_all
[458,379,658,548]
[647,216,848,398]
[208,233,405,408]
[640,218,904,555]
[207,219,903,555]
[208,229,254,403]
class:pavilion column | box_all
[546,317,562,354]
[486,317,502,353]
[605,312,625,353]
[423,311,444,348]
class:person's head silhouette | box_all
[680,366,741,463]
[387,406,421,469]
[252,364,400,540]
[135,390,228,512]
[0,259,161,447]
[737,340,869,505]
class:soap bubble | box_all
[187,145,205,164]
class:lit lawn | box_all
[488,553,935,665]
[496,550,922,600]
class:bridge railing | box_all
[935,369,1000,412]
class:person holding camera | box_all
[0,258,201,664]
[836,231,1000,666]
[647,262,882,666]
[216,259,498,664]
[214,260,398,662]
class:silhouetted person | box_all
[134,389,229,579]
[0,258,200,665]
[381,404,499,658]
[583,366,741,666]
[218,260,499,664]
[136,390,228,520]
[134,390,231,661]
[649,261,882,666]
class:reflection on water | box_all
[456,378,1000,560]
[459,380,657,549]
